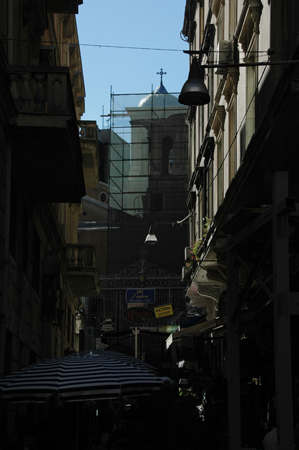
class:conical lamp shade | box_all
[144,233,157,245]
[179,58,210,106]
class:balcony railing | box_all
[78,121,97,141]
[65,244,100,297]
[8,66,76,117]
[66,244,97,270]
[78,120,99,187]
[7,66,85,203]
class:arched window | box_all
[162,136,173,174]
[168,149,173,174]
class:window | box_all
[168,149,173,174]
[228,102,237,181]
[32,229,40,294]
[245,56,257,147]
[210,0,225,43]
[229,0,238,39]
[210,106,226,212]
[208,162,214,218]
[161,136,173,174]
[99,192,108,204]
[217,136,224,206]
[200,137,215,220]
[236,0,263,148]
[9,182,18,259]
[238,0,263,56]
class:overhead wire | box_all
[268,31,299,52]
[3,35,297,209]
[1,36,283,55]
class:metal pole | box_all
[226,243,241,450]
[134,327,139,358]
[272,171,294,448]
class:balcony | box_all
[65,244,100,297]
[46,0,83,14]
[78,121,99,188]
[8,66,85,203]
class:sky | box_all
[76,0,189,128]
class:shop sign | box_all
[123,307,155,324]
[154,304,173,319]
[126,289,155,304]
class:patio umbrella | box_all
[0,350,164,403]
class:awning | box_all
[0,350,164,403]
[166,319,217,349]
[173,319,217,340]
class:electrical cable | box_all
[2,37,185,52]
[2,36,285,55]
[268,31,299,53]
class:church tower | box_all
[108,71,189,274]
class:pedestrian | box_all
[262,411,278,450]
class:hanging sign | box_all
[123,307,155,324]
[154,304,174,319]
[126,289,155,304]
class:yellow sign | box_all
[154,304,173,319]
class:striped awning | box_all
[0,350,164,403]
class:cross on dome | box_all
[157,68,167,84]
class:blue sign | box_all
[126,289,155,304]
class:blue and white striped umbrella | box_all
[0,350,164,403]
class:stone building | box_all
[78,123,109,277]
[171,0,299,448]
[82,79,191,361]
[108,79,189,274]
[0,0,100,441]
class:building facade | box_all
[177,0,299,449]
[0,0,100,442]
[78,122,109,276]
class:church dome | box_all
[138,82,180,108]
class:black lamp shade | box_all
[179,58,210,106]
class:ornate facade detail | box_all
[214,77,226,106]
[229,68,239,94]
[222,68,239,104]
[237,0,263,55]
[250,3,263,35]
[202,23,215,56]
[211,105,226,138]
[210,0,225,18]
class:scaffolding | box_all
[108,87,189,275]
[81,87,191,362]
